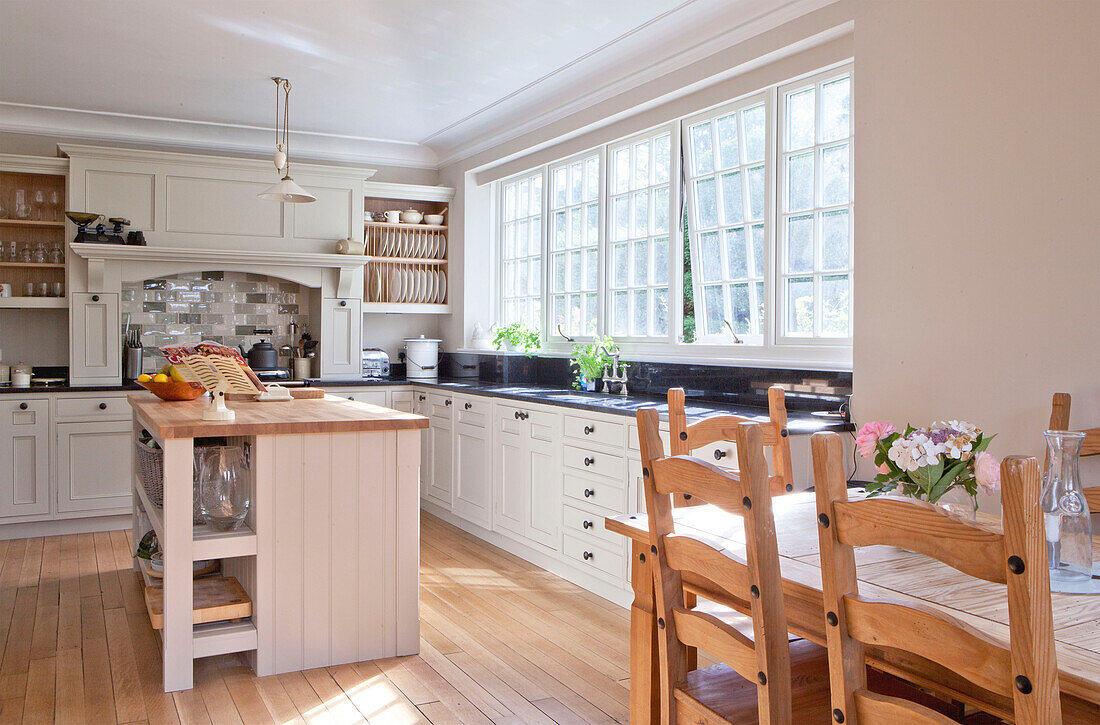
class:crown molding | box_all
[362,180,454,202]
[0,102,438,170]
[0,153,68,175]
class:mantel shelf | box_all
[69,243,368,270]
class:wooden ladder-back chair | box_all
[812,431,1062,725]
[637,407,831,723]
[1047,392,1100,511]
[667,385,795,506]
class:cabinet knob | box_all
[584,425,594,435]
[419,395,426,401]
[98,402,108,410]
[339,300,347,307]
[514,410,521,420]
[583,551,593,561]
[714,449,727,460]
[520,412,529,420]
[19,402,28,410]
[91,294,100,302]
[445,399,452,406]
[583,520,593,529]
[464,402,472,410]
[348,396,354,400]
[584,488,594,498]
[584,456,595,467]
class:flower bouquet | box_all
[855,420,1000,514]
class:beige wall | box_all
[852,0,1100,491]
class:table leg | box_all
[161,437,193,692]
[629,539,660,725]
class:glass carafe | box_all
[198,446,250,531]
[1042,430,1091,583]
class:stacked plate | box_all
[369,266,447,304]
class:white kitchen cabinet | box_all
[56,421,132,513]
[414,392,432,500]
[0,399,50,518]
[70,292,120,381]
[319,297,362,377]
[390,390,414,413]
[452,420,491,528]
[491,402,562,551]
[426,394,453,507]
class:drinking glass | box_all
[48,191,61,219]
[18,244,31,263]
[32,190,45,220]
[23,282,35,297]
[35,282,47,297]
[32,243,46,263]
[13,190,29,219]
[198,446,250,531]
[48,244,63,265]
[50,282,64,297]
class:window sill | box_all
[456,346,853,372]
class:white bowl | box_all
[423,214,444,225]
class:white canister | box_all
[404,335,441,379]
[12,371,31,387]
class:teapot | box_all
[400,208,423,224]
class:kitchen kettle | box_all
[240,339,280,370]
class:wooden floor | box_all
[0,513,633,724]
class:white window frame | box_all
[776,64,854,346]
[546,149,603,340]
[496,168,545,333]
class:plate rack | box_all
[365,259,447,305]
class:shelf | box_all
[366,256,448,265]
[133,475,257,560]
[193,619,258,658]
[0,297,67,309]
[144,576,252,629]
[0,262,65,269]
[364,220,447,231]
[362,302,451,314]
[0,218,65,228]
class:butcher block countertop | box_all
[128,392,429,439]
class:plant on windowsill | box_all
[493,322,540,356]
[570,336,616,391]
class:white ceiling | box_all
[0,0,818,168]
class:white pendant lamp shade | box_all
[258,174,316,203]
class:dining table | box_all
[606,490,1100,724]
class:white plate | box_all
[404,268,415,302]
[420,270,430,303]
[409,269,420,303]
[426,270,437,303]
[438,234,447,260]
[391,268,403,302]
[374,267,383,301]
[437,269,447,303]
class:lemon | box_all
[152,373,169,383]
[160,363,172,375]
[137,373,152,383]
[168,365,186,383]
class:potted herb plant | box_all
[570,336,616,391]
[492,322,540,356]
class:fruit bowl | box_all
[139,380,206,401]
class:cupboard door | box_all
[70,292,120,381]
[0,399,49,517]
[414,393,432,499]
[493,428,528,539]
[319,297,362,377]
[427,417,452,507]
[452,424,491,528]
[527,440,561,550]
[56,421,132,513]
[391,391,414,413]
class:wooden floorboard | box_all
[0,512,631,723]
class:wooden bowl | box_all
[139,380,206,401]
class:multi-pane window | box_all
[608,128,674,338]
[684,96,769,342]
[549,152,601,337]
[499,171,543,329]
[779,70,852,339]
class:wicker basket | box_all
[135,439,204,524]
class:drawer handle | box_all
[19,402,28,410]
[584,425,594,435]
[91,294,100,302]
[419,395,426,401]
[584,488,594,498]
[584,456,595,467]
[445,399,452,406]
[514,410,521,420]
[464,402,472,410]
[339,300,347,307]
[583,520,593,529]
[714,449,727,461]
[583,551,593,561]
[520,411,529,420]
[99,402,108,410]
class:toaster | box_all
[361,348,390,378]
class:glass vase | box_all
[933,486,977,520]
[198,446,250,531]
[1042,430,1092,583]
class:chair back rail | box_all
[812,431,1062,725]
[638,407,794,723]
[1046,392,1100,508]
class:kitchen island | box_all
[128,391,428,692]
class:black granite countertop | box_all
[306,377,852,434]
[0,382,144,395]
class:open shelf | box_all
[193,619,257,658]
[0,218,65,228]
[0,297,67,309]
[0,261,65,269]
[145,576,251,629]
[362,302,452,314]
[364,219,447,231]
[133,475,257,560]
[367,256,447,266]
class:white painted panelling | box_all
[165,175,283,237]
[70,293,120,380]
[0,399,49,517]
[293,185,353,241]
[55,421,132,512]
[85,169,155,229]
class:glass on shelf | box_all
[198,445,251,531]
[18,244,31,263]
[23,282,35,297]
[35,282,47,297]
[48,244,63,265]
[32,242,46,264]
[13,189,29,219]
[51,282,64,297]
[3,241,14,262]
[32,190,45,221]
[48,191,61,219]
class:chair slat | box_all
[854,690,959,725]
[650,455,746,514]
[1080,427,1100,457]
[833,498,1007,584]
[672,607,759,682]
[664,534,750,602]
[843,595,1013,698]
[685,418,780,449]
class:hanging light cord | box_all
[282,79,291,177]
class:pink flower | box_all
[975,452,1001,494]
[856,421,897,457]
[876,463,890,475]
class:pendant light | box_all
[258,77,316,203]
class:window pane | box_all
[517,258,528,296]
[553,295,566,328]
[787,277,814,335]
[694,178,717,228]
[569,162,583,205]
[504,261,515,296]
[585,247,598,290]
[517,180,529,219]
[822,209,849,270]
[821,143,850,206]
[787,153,813,212]
[631,191,648,238]
[633,289,648,336]
[787,214,814,274]
[822,274,850,336]
[633,239,649,286]
[747,165,765,221]
[569,293,581,333]
[530,257,541,295]
[614,148,630,194]
[716,114,739,169]
[725,227,748,279]
[584,293,598,336]
[786,88,815,150]
[730,283,750,334]
[504,222,516,258]
[530,175,542,215]
[569,250,582,290]
[504,184,516,220]
[751,224,766,278]
[653,134,670,183]
[704,284,724,335]
[586,203,599,245]
[821,76,851,143]
[653,186,669,234]
[530,215,541,254]
[633,141,649,189]
[742,105,765,163]
[552,253,565,292]
[552,210,566,249]
[653,237,669,285]
[720,171,743,226]
[700,231,722,282]
[569,207,582,247]
[614,196,629,241]
[754,280,765,335]
[613,243,629,287]
[614,291,629,335]
[690,122,714,175]
[585,157,599,202]
[653,288,668,336]
[516,219,528,256]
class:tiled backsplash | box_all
[120,271,309,373]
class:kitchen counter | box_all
[0,381,143,394]
[307,377,852,434]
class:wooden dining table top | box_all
[606,490,1100,715]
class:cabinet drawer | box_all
[56,395,132,420]
[563,444,625,481]
[562,504,622,549]
[428,393,454,420]
[564,415,624,448]
[563,471,625,512]
[4,399,48,427]
[563,533,625,580]
[455,395,489,428]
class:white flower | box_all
[943,434,974,460]
[888,434,942,472]
[935,420,980,438]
